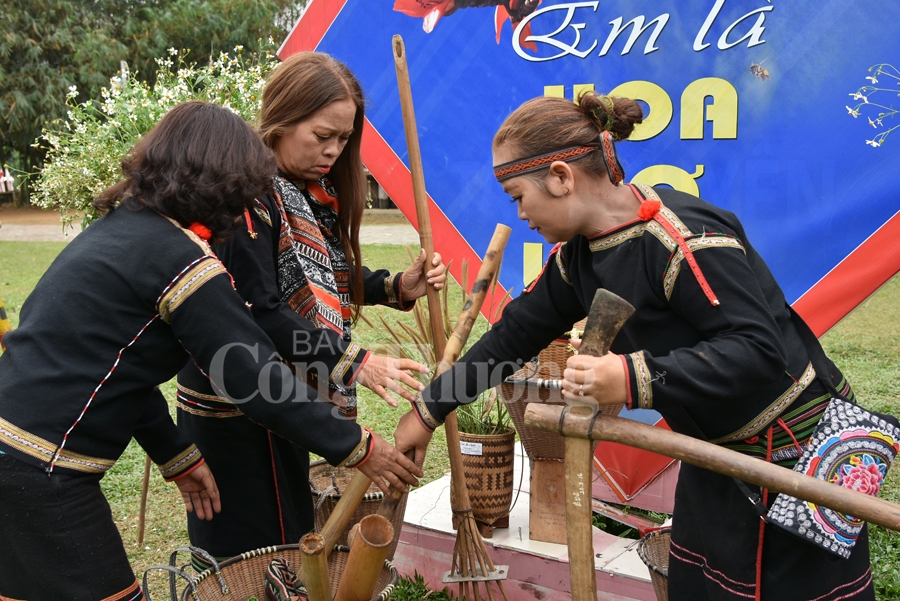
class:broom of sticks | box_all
[393,33,511,601]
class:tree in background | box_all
[0,0,305,205]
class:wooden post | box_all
[562,290,635,600]
[334,515,394,601]
[299,533,331,601]
[137,454,152,544]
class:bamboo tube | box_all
[561,289,635,600]
[137,454,152,544]
[524,403,900,532]
[317,470,371,559]
[334,515,394,601]
[299,533,331,601]
[392,34,446,361]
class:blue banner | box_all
[283,0,900,332]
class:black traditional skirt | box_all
[0,452,144,601]
[668,462,875,601]
[177,398,314,561]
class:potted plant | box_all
[455,387,517,536]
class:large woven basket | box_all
[637,528,671,601]
[309,460,407,561]
[501,332,614,461]
[175,545,397,601]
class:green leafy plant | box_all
[455,387,513,436]
[30,43,279,230]
[392,571,458,600]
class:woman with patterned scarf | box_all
[176,52,447,562]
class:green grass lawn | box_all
[1,240,898,599]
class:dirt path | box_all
[0,206,420,244]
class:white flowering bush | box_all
[32,44,279,229]
[846,63,899,148]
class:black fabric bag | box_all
[764,308,900,558]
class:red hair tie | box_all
[188,222,212,241]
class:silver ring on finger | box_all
[579,384,584,396]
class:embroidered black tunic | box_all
[0,206,365,600]
[418,185,874,601]
[176,187,414,559]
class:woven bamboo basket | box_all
[309,460,407,561]
[636,528,671,601]
[501,327,614,462]
[456,427,517,528]
[174,545,397,601]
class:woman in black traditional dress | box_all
[176,52,447,562]
[394,92,876,601]
[0,102,421,601]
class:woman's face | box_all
[493,144,575,244]
[274,98,357,180]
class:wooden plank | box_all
[529,460,568,544]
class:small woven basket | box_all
[309,460,406,561]
[181,545,397,601]
[457,427,517,527]
[636,528,671,601]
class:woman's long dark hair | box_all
[258,52,367,316]
[94,102,276,239]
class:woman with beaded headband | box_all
[175,52,446,565]
[394,91,875,601]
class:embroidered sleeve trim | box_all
[176,384,244,419]
[414,395,441,431]
[628,351,654,409]
[663,235,745,301]
[709,362,816,444]
[158,444,204,481]
[341,428,369,467]
[331,343,364,385]
[158,257,228,322]
[620,355,634,410]
[0,416,115,473]
[383,273,399,306]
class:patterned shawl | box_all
[272,175,357,417]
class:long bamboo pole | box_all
[524,404,900,532]
[393,32,511,600]
[392,34,446,361]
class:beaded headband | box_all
[493,131,624,185]
[493,144,598,182]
